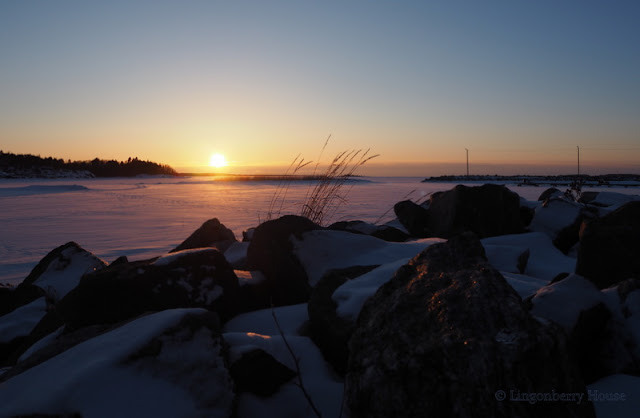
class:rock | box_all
[171,218,237,253]
[538,187,562,201]
[576,201,640,288]
[516,249,530,274]
[346,233,594,418]
[18,242,106,303]
[0,309,235,417]
[229,348,296,396]
[530,274,638,384]
[242,227,256,242]
[529,197,598,254]
[0,283,43,318]
[59,248,240,329]
[328,221,409,242]
[246,215,321,306]
[110,255,129,266]
[393,200,430,237]
[307,265,378,376]
[426,184,524,238]
[578,191,599,205]
[0,297,48,366]
[519,205,535,227]
[615,278,640,303]
[224,241,249,269]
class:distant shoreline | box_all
[423,174,640,187]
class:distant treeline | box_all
[0,151,177,177]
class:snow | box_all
[529,198,581,238]
[152,247,217,266]
[293,229,443,286]
[530,274,604,331]
[0,184,89,197]
[18,326,64,363]
[501,272,549,299]
[32,246,105,300]
[482,232,576,280]
[0,308,233,418]
[223,304,343,418]
[0,297,47,343]
[224,241,249,266]
[587,374,640,418]
[588,192,640,210]
[332,258,412,321]
[224,303,308,336]
[1,177,637,285]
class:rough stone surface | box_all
[576,201,640,288]
[393,200,430,237]
[229,348,296,396]
[246,215,321,306]
[59,249,239,329]
[346,233,594,418]
[171,218,237,253]
[425,184,524,238]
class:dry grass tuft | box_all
[264,137,378,226]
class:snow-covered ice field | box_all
[1,176,638,285]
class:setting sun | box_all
[209,153,227,168]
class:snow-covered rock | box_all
[246,215,321,306]
[22,241,107,301]
[531,274,639,383]
[293,229,443,286]
[587,374,640,418]
[482,232,576,280]
[225,241,249,269]
[0,297,47,345]
[59,248,240,328]
[223,304,343,418]
[327,220,409,242]
[0,309,234,417]
[346,233,594,418]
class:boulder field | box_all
[1,184,639,417]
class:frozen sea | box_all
[1,176,638,285]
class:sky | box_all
[1,0,639,176]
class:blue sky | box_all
[1,0,639,175]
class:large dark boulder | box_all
[58,249,240,329]
[307,265,378,376]
[170,218,237,253]
[346,233,594,418]
[425,184,524,238]
[576,201,640,288]
[246,215,321,306]
[393,200,430,237]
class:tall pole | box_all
[465,148,469,177]
[577,146,580,177]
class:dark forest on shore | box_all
[0,151,177,178]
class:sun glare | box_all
[209,153,227,168]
